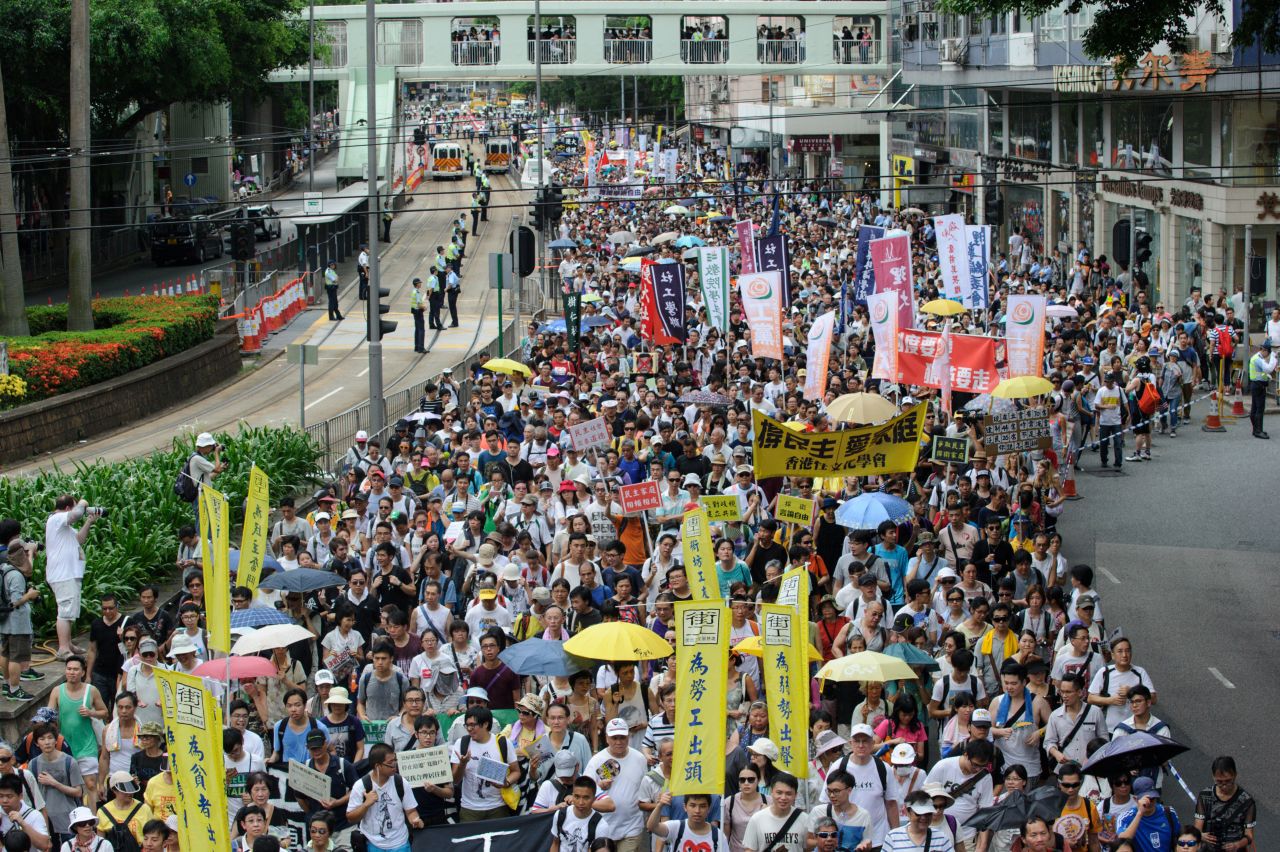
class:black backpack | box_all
[102,801,144,852]
[0,566,17,618]
[553,807,603,848]
[174,453,199,503]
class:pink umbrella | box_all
[192,655,277,681]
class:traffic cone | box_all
[1231,383,1246,417]
[1202,408,1227,432]
[1062,464,1082,500]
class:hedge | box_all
[4,295,219,404]
[0,425,323,637]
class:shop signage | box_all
[987,157,1050,184]
[1169,188,1204,211]
[1099,176,1204,211]
[1053,65,1109,93]
[1055,51,1219,94]
[790,136,832,153]
[1257,192,1280,221]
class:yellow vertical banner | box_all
[681,508,720,600]
[155,669,231,852]
[203,485,231,654]
[760,604,809,777]
[197,488,211,569]
[776,566,810,615]
[671,601,729,794]
[237,465,271,594]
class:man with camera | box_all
[44,496,102,660]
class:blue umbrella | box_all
[582,315,614,329]
[231,607,294,629]
[498,638,590,676]
[834,492,914,530]
[675,235,706,248]
[227,549,282,574]
[540,318,567,333]
[258,568,346,593]
[548,238,577,249]
[882,641,941,671]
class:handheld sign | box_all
[775,494,815,527]
[700,495,742,522]
[618,481,662,513]
[397,746,453,787]
[931,436,970,465]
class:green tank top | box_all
[58,683,99,759]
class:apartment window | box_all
[1041,10,1067,43]
[968,16,985,36]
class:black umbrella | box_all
[816,217,839,227]
[1081,732,1188,777]
[709,215,733,224]
[965,786,1066,832]
[625,245,656,257]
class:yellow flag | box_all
[671,601,729,794]
[203,485,231,654]
[776,566,810,615]
[237,465,271,594]
[760,604,809,777]
[155,669,231,852]
[681,508,719,600]
[656,125,664,146]
[751,405,927,479]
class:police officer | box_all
[470,192,481,235]
[357,243,370,300]
[479,181,490,222]
[324,261,342,321]
[474,159,484,191]
[382,204,393,242]
[410,277,427,352]
[1249,339,1277,438]
[445,265,461,328]
[427,268,445,331]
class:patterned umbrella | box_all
[677,390,735,406]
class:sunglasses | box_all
[739,776,757,783]
[1059,781,1081,789]
[1177,842,1198,848]
[815,833,839,839]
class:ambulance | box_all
[484,138,513,173]
[430,141,465,180]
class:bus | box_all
[484,138,513,173]
[431,142,466,180]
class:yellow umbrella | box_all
[618,256,643,270]
[992,375,1054,399]
[732,635,824,664]
[921,298,967,317]
[826,392,897,424]
[563,622,674,661]
[481,358,532,377]
[782,421,808,432]
[581,292,603,303]
[815,650,918,683]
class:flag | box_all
[869,232,915,331]
[681,510,719,600]
[638,259,659,340]
[411,812,556,852]
[671,601,730,794]
[202,485,230,654]
[562,292,583,353]
[156,670,231,852]
[896,329,999,392]
[237,466,270,594]
[804,311,836,402]
[651,262,687,343]
[754,234,789,309]
[934,214,966,301]
[738,271,784,360]
[760,604,809,777]
[867,291,899,382]
[852,225,884,305]
[735,221,757,275]
[767,191,782,237]
[696,246,730,333]
[656,124,664,146]
[963,225,991,310]
[1005,294,1047,377]
[940,323,953,416]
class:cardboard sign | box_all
[566,416,611,452]
[288,760,332,802]
[397,745,453,788]
[444,521,466,544]
[476,755,510,785]
[982,409,1053,454]
[775,494,815,527]
[618,480,662,513]
[700,495,742,522]
[931,436,970,465]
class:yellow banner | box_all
[681,508,719,600]
[203,485,231,654]
[751,405,927,479]
[775,494,815,527]
[198,489,210,569]
[760,604,809,777]
[776,566,810,615]
[656,125,664,146]
[237,465,271,594]
[671,601,729,795]
[700,495,741,522]
[155,669,230,852]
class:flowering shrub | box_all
[0,374,27,406]
[4,295,218,404]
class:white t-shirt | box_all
[661,820,730,852]
[923,757,994,841]
[584,747,649,838]
[2,807,48,847]
[1087,665,1155,731]
[1093,385,1124,426]
[742,807,812,852]
[551,807,608,852]
[465,602,513,635]
[44,509,86,583]
[829,757,901,847]
[451,733,511,811]
[346,774,417,849]
[809,803,872,851]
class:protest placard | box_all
[397,745,453,788]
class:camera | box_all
[86,507,109,519]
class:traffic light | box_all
[1111,218,1131,269]
[413,126,426,147]
[1134,229,1152,266]
[982,175,1001,229]
[367,286,397,340]
[547,184,564,224]
[230,221,255,261]
[511,225,536,278]
[530,189,546,230]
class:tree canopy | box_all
[513,76,685,124]
[937,0,1272,68]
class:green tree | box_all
[938,0,1274,67]
[516,76,685,124]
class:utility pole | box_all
[308,0,316,192]
[67,0,93,331]
[535,0,546,300]
[0,63,28,336]
[366,0,384,436]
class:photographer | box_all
[44,496,102,661]
[0,532,40,701]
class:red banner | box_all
[895,329,999,393]
[869,234,915,331]
[638,258,680,345]
[618,481,662,513]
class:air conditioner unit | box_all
[939,38,963,62]
[919,13,938,25]
[902,14,918,26]
[1210,28,1232,54]
[1173,34,1198,53]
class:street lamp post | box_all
[366,0,385,436]
[308,0,315,192]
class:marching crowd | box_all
[0,115,1262,852]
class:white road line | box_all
[304,387,344,410]
[1208,667,1236,689]
[1096,565,1121,585]
[358,366,370,377]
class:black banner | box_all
[563,291,583,354]
[411,811,556,852]
[652,262,688,342]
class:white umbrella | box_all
[653,231,680,245]
[231,624,315,655]
[1046,304,1078,319]
[608,230,637,244]
[664,205,691,216]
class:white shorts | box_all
[50,580,82,620]
[77,756,98,780]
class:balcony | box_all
[529,40,576,65]
[604,38,653,64]
[832,38,882,64]
[681,40,727,65]
[451,41,500,66]
[758,38,803,63]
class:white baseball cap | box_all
[890,743,917,766]
[356,430,369,442]
[849,724,876,740]
[605,718,630,737]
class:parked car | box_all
[150,215,225,266]
[241,204,282,240]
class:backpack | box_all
[834,753,888,794]
[553,806,603,846]
[457,735,518,810]
[0,565,17,618]
[670,819,721,852]
[173,453,199,503]
[357,668,410,712]
[101,800,144,852]
[1096,665,1146,698]
[940,674,980,708]
[1137,379,1161,416]
[272,717,325,764]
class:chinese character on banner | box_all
[760,605,808,777]
[156,670,230,852]
[672,602,728,794]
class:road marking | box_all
[1096,565,1121,585]
[1208,667,1235,689]
[305,387,345,410]
[358,366,369,377]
